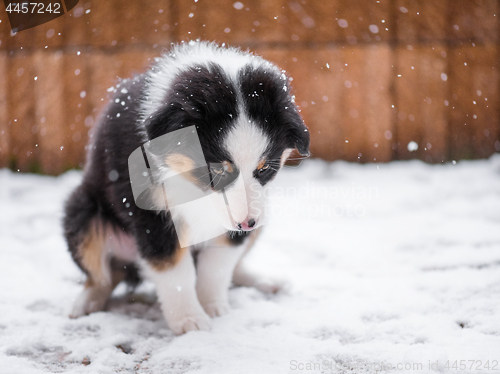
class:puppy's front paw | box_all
[254,278,289,294]
[69,287,110,318]
[169,313,212,335]
[202,300,230,318]
[233,265,290,294]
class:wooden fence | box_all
[0,0,499,174]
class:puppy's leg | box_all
[196,244,245,317]
[232,261,286,294]
[65,185,121,317]
[144,248,211,335]
[71,270,124,318]
[231,231,286,294]
[69,221,123,318]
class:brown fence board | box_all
[0,52,8,167]
[288,0,391,44]
[88,52,119,122]
[33,51,65,174]
[33,13,65,49]
[172,0,290,46]
[8,53,37,172]
[395,0,447,43]
[63,52,90,170]
[337,0,390,44]
[118,0,173,47]
[9,26,37,50]
[280,49,344,161]
[175,0,202,41]
[140,0,173,47]
[395,46,449,162]
[0,12,10,50]
[448,45,499,160]
[254,0,290,44]
[204,0,255,45]
[119,1,151,46]
[0,0,499,174]
[450,0,499,44]
[116,51,156,79]
[87,0,119,48]
[64,3,92,47]
[287,1,336,44]
[278,45,392,162]
[339,45,393,162]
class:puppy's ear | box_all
[290,124,310,156]
[285,113,310,157]
[144,104,181,141]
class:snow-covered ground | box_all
[1,156,500,374]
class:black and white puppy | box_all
[64,41,310,335]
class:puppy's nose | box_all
[248,218,256,228]
[236,218,257,231]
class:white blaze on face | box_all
[223,117,270,229]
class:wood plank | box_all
[140,0,173,47]
[290,0,391,44]
[88,52,120,131]
[450,0,498,44]
[284,49,343,161]
[173,0,206,42]
[33,51,65,175]
[341,45,393,162]
[0,12,10,51]
[0,52,8,167]
[287,0,336,44]
[8,53,38,172]
[281,46,393,162]
[8,27,37,50]
[176,0,290,46]
[118,0,172,47]
[176,0,390,46]
[204,0,255,45]
[119,1,147,46]
[63,2,92,47]
[448,45,499,160]
[63,52,90,170]
[395,45,449,162]
[254,49,289,71]
[87,0,119,47]
[395,0,448,44]
[254,0,289,44]
[33,12,65,49]
[116,51,156,80]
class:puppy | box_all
[63,41,310,335]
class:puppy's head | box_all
[145,60,309,233]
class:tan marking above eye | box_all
[212,167,224,175]
[257,158,267,170]
[212,161,233,175]
[222,160,233,173]
[165,154,194,174]
[164,153,201,188]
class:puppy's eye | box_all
[208,162,239,191]
[211,167,225,175]
[258,164,270,173]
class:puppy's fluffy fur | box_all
[64,41,309,335]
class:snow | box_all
[1,156,500,374]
